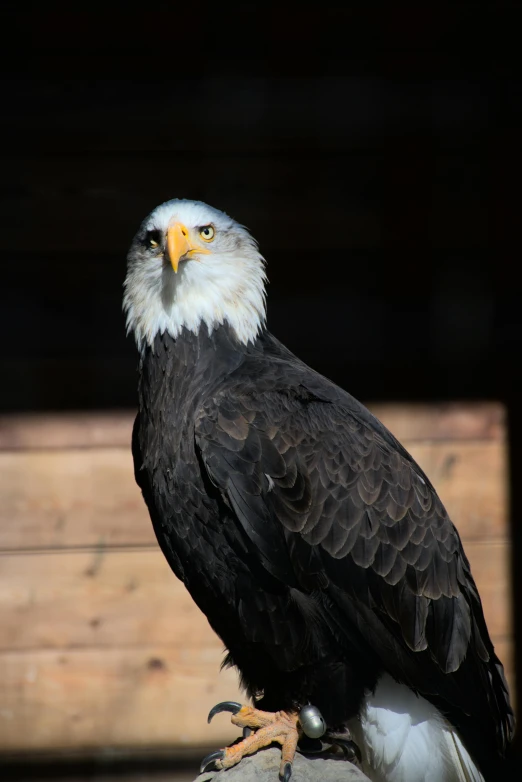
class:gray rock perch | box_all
[194,747,371,781]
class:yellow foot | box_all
[201,701,300,781]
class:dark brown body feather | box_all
[132,324,513,779]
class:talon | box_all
[199,749,225,773]
[333,738,360,762]
[323,734,361,762]
[335,738,361,762]
[204,702,300,773]
[207,700,243,724]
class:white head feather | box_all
[123,199,267,351]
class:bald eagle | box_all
[124,199,513,782]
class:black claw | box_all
[329,738,361,762]
[281,761,292,781]
[199,749,225,773]
[243,726,252,738]
[207,700,243,724]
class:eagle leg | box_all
[202,704,300,780]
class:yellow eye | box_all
[199,225,215,241]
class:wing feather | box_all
[194,381,513,755]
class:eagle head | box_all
[123,199,267,351]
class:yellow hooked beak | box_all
[166,222,211,273]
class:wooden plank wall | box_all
[0,404,513,758]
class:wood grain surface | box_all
[0,404,513,755]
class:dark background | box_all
[1,1,521,774]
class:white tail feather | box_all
[443,728,485,782]
[349,674,485,782]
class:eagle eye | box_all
[145,229,162,249]
[199,225,215,241]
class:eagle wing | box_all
[194,379,512,753]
